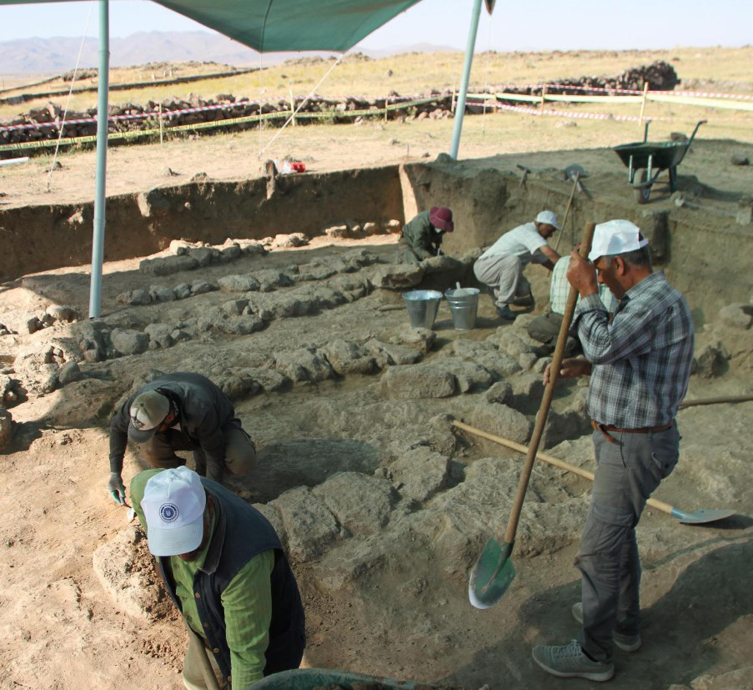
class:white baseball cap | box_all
[588,219,649,262]
[141,467,206,557]
[535,210,561,230]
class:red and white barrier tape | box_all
[493,83,753,101]
[492,102,673,122]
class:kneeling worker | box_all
[132,467,306,689]
[398,206,454,264]
[473,210,561,321]
[527,254,618,354]
[107,372,256,504]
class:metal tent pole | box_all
[89,0,109,318]
[449,0,483,159]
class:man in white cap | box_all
[107,372,256,504]
[132,466,305,689]
[533,220,694,682]
[473,210,562,320]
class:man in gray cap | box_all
[473,210,562,321]
[107,372,256,504]
[533,220,694,682]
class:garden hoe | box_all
[468,221,596,610]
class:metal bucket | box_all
[402,290,442,329]
[445,287,480,330]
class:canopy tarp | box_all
[0,0,424,53]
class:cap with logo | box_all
[141,467,206,557]
[588,219,649,262]
[128,390,171,443]
[535,210,561,230]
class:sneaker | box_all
[495,305,517,321]
[572,602,642,652]
[532,640,615,682]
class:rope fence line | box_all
[0,97,442,153]
[1,88,751,154]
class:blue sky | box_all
[0,0,751,51]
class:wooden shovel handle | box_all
[452,420,675,517]
[504,221,596,544]
[679,395,753,408]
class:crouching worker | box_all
[398,206,454,264]
[132,467,306,689]
[107,372,255,504]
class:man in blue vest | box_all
[131,467,305,689]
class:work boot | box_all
[532,640,614,682]
[572,602,642,652]
[511,293,534,307]
[495,305,517,321]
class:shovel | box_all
[452,421,736,525]
[468,221,596,610]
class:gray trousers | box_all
[140,421,256,483]
[576,425,680,662]
[473,254,530,307]
[527,310,579,355]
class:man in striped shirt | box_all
[533,220,694,682]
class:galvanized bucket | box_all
[445,287,480,330]
[402,290,442,329]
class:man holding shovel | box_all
[533,220,694,682]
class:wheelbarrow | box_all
[613,119,706,204]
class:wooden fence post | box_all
[638,81,649,129]
[540,85,547,111]
[451,84,457,114]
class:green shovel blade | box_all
[468,538,516,609]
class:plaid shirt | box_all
[574,270,694,427]
[550,256,617,315]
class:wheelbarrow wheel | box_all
[633,169,651,204]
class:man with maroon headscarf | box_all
[398,206,454,265]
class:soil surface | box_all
[1,63,753,687]
[0,215,751,690]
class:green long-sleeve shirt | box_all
[131,469,273,688]
[401,211,443,260]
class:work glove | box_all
[108,472,126,505]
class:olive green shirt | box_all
[402,211,443,260]
[131,469,274,688]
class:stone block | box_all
[390,447,450,503]
[273,348,334,382]
[719,303,752,329]
[139,255,198,277]
[470,402,532,446]
[483,381,513,406]
[57,361,83,386]
[218,274,261,293]
[312,472,394,536]
[270,487,339,562]
[380,364,456,399]
[110,329,150,356]
[322,340,377,376]
[0,408,13,451]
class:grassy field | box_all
[1,46,752,123]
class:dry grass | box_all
[1,46,752,122]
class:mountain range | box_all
[0,31,457,75]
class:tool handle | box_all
[553,173,579,252]
[453,421,675,517]
[679,395,753,408]
[184,621,221,690]
[503,222,596,545]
